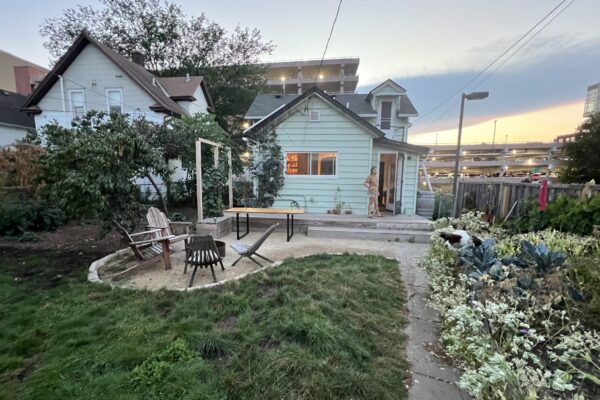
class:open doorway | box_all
[378,153,398,213]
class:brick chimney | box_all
[131,51,145,67]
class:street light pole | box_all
[492,119,497,146]
[451,95,467,217]
[451,91,489,217]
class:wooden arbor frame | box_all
[195,138,233,221]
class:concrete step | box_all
[306,226,431,243]
[228,216,433,233]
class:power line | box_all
[471,0,576,91]
[413,0,569,124]
[314,0,343,88]
[304,0,343,113]
[414,0,576,133]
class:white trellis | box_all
[195,138,233,221]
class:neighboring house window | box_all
[106,89,123,114]
[286,152,337,176]
[309,110,320,121]
[69,89,85,119]
[380,101,392,130]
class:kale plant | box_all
[459,239,506,280]
[503,240,566,275]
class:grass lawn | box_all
[0,252,408,400]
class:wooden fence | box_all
[455,180,600,218]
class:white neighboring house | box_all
[21,31,216,196]
[0,90,34,146]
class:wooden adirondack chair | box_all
[116,224,175,270]
[146,207,191,245]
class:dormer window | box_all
[380,101,392,130]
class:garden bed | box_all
[420,212,600,399]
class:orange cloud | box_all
[409,101,585,145]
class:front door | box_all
[378,153,398,213]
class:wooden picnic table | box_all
[224,207,305,242]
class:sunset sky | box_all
[0,0,598,144]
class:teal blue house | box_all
[244,80,428,216]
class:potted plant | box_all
[333,187,345,215]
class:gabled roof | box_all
[0,90,34,129]
[397,95,418,116]
[246,93,378,118]
[244,87,385,139]
[21,31,190,117]
[243,86,429,155]
[366,79,407,101]
[157,76,215,111]
[246,86,418,119]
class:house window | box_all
[106,89,123,114]
[286,152,337,176]
[380,101,392,130]
[308,110,320,121]
[69,90,85,119]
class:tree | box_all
[40,0,273,132]
[561,114,600,183]
[249,128,285,207]
[150,114,238,217]
[36,112,169,234]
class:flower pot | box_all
[215,240,226,258]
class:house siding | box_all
[176,86,209,116]
[402,154,419,215]
[272,96,372,215]
[0,124,28,146]
[34,44,165,129]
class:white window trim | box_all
[378,99,395,132]
[105,88,124,114]
[68,89,86,114]
[308,109,320,122]
[284,151,338,179]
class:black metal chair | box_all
[184,235,225,287]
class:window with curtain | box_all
[107,89,123,114]
[286,152,337,176]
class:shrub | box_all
[0,196,65,240]
[507,195,600,236]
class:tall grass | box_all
[0,252,408,400]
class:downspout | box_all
[59,75,66,126]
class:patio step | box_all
[306,226,431,243]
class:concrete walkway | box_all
[396,245,470,400]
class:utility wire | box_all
[413,0,569,124]
[415,0,575,133]
[470,0,576,91]
[304,0,343,113]
[314,0,343,88]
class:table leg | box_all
[237,212,250,240]
[161,241,172,270]
[287,214,295,242]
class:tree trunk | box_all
[144,171,169,215]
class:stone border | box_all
[88,248,131,283]
[87,248,285,291]
[178,261,283,291]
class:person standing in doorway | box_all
[364,167,383,218]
